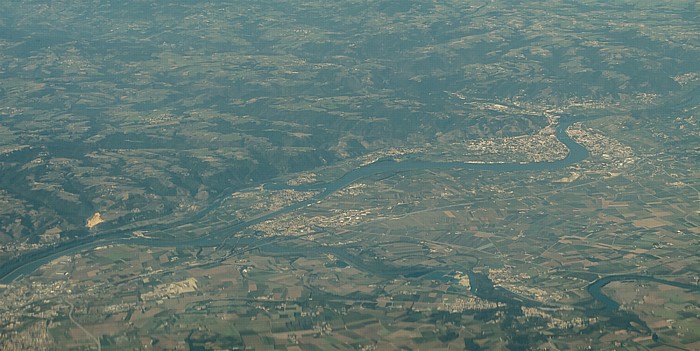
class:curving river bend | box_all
[587,275,700,311]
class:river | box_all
[0,113,675,314]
